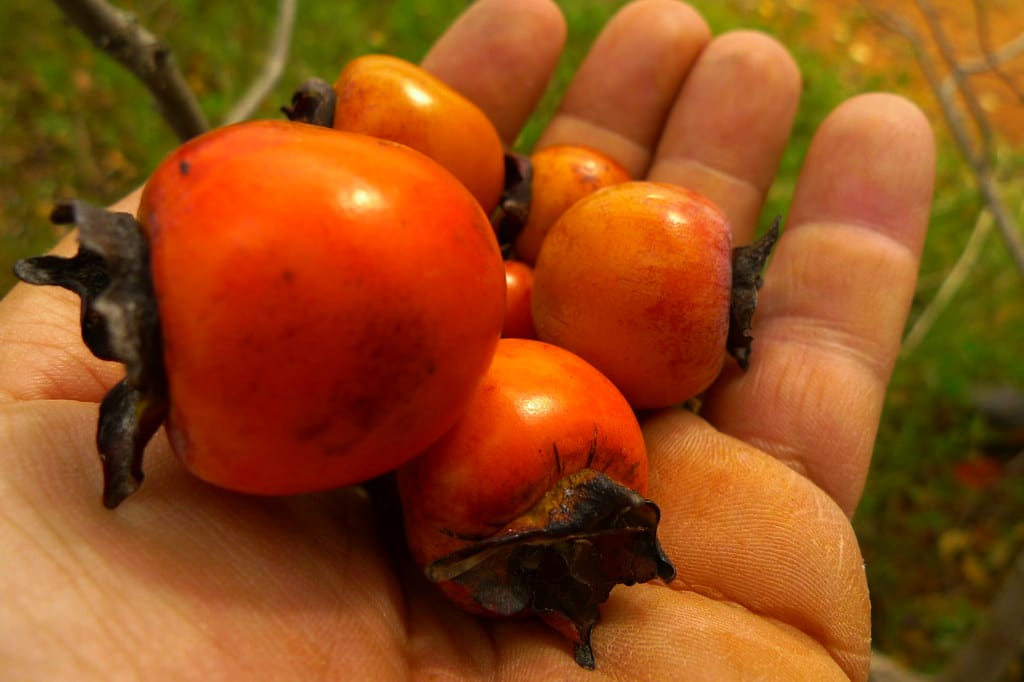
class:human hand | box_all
[0,0,934,679]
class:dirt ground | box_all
[767,0,1024,147]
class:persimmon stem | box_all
[491,151,533,257]
[12,200,168,508]
[281,78,336,128]
[425,469,675,669]
[728,215,782,369]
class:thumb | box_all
[0,189,141,402]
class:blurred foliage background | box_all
[2,0,1023,675]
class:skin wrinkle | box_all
[0,334,118,402]
[648,155,764,241]
[703,211,925,511]
[0,287,122,402]
[1,485,145,679]
[537,113,653,178]
[591,587,849,681]
[732,343,883,491]
[751,318,896,395]
[642,410,868,679]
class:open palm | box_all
[0,1,934,680]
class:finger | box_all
[647,30,801,242]
[535,0,711,177]
[701,93,935,514]
[638,409,871,682]
[421,0,567,145]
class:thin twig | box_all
[221,0,298,125]
[971,0,1023,102]
[953,31,1024,76]
[940,31,1024,100]
[914,0,994,167]
[52,0,208,141]
[860,0,1024,278]
[902,209,993,355]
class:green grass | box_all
[3,0,1023,675]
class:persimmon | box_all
[14,119,506,507]
[501,259,536,339]
[397,338,674,669]
[329,54,506,213]
[513,144,630,264]
[532,181,733,408]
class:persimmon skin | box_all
[513,144,630,265]
[140,120,505,495]
[532,181,733,409]
[332,54,505,213]
[502,259,537,339]
[397,338,647,572]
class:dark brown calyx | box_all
[12,200,168,508]
[425,468,675,670]
[727,215,781,369]
[490,151,532,258]
[281,78,337,128]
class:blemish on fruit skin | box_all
[179,160,190,176]
[291,312,438,449]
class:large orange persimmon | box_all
[8,119,508,506]
[137,120,506,496]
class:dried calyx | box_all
[13,200,167,508]
[281,78,337,128]
[426,468,676,669]
[490,151,532,258]
[727,216,781,368]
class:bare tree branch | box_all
[953,31,1024,77]
[860,0,1024,278]
[914,0,995,166]
[221,0,298,125]
[971,0,1023,102]
[52,0,208,141]
[941,31,1024,100]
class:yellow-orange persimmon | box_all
[532,181,733,408]
[332,54,506,213]
[513,144,630,264]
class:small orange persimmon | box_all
[513,144,630,264]
[331,54,506,213]
[501,259,536,339]
[532,181,733,408]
